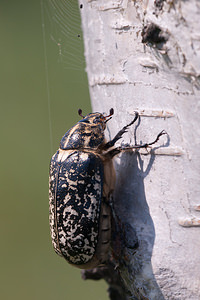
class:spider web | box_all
[41,0,88,153]
[42,0,85,71]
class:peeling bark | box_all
[79,0,200,299]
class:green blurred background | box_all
[0,1,108,299]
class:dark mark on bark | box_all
[154,0,165,10]
[141,23,168,46]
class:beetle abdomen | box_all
[49,150,104,266]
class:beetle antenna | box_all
[104,108,114,123]
[106,108,114,118]
[78,109,85,118]
[109,108,114,116]
[105,117,112,123]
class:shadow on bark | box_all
[82,151,166,299]
[112,152,166,299]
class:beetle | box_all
[49,108,166,269]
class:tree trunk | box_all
[79,0,200,299]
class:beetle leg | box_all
[103,112,139,150]
[106,130,167,158]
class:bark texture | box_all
[79,0,200,299]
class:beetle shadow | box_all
[112,128,169,299]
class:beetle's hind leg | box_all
[103,112,139,150]
[106,130,167,158]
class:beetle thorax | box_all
[60,113,106,150]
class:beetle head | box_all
[60,109,114,150]
[78,108,114,130]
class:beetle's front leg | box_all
[103,112,139,151]
[105,130,167,158]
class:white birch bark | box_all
[79,0,200,299]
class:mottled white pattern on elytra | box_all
[49,155,62,256]
[64,175,78,187]
[49,135,105,265]
[57,149,71,162]
[80,152,91,161]
[95,172,101,182]
[63,206,78,220]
